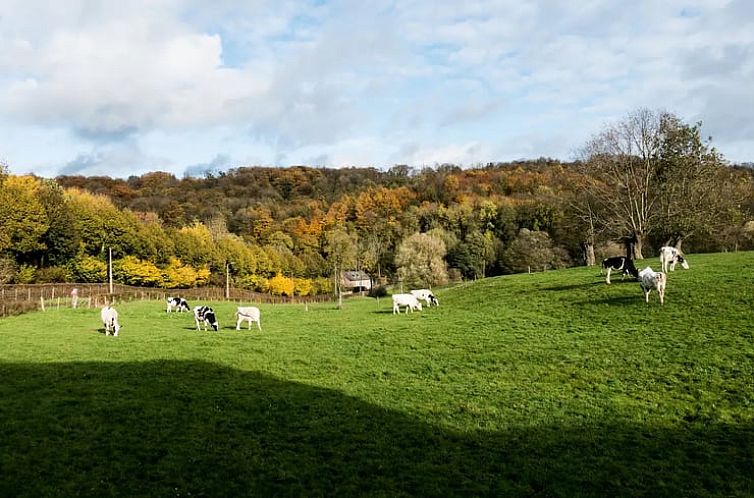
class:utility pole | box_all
[225,262,230,299]
[108,247,113,295]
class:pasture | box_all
[1,252,753,497]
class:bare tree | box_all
[577,109,667,259]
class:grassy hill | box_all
[1,252,753,497]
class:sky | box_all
[1,0,753,178]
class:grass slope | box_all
[1,252,753,497]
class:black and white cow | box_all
[601,256,639,284]
[659,246,690,273]
[194,305,219,331]
[166,296,190,313]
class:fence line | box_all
[0,283,336,318]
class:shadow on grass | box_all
[0,361,751,498]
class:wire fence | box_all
[0,283,336,318]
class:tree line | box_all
[1,109,753,293]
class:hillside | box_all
[0,251,753,497]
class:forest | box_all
[1,109,753,295]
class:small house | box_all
[341,270,372,292]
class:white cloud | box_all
[2,0,754,177]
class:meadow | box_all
[1,252,753,497]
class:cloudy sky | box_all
[1,0,752,178]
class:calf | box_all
[236,306,262,331]
[659,246,689,273]
[194,305,219,331]
[601,256,639,284]
[100,306,121,336]
[639,266,667,305]
[410,289,439,307]
[392,293,422,314]
[167,296,190,313]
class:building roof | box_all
[343,270,370,281]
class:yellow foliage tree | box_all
[268,273,295,296]
[293,278,313,296]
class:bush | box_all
[368,285,388,298]
[0,257,17,284]
[293,278,313,296]
[70,255,107,283]
[13,265,36,284]
[114,256,164,287]
[35,266,72,283]
[312,277,333,296]
[237,274,270,293]
[269,273,295,296]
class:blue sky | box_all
[1,0,753,178]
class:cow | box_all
[100,306,121,336]
[392,293,422,314]
[167,296,190,313]
[236,306,262,331]
[601,256,639,284]
[194,305,219,331]
[659,246,689,273]
[639,266,667,305]
[410,289,439,307]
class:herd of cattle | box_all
[97,248,685,336]
[99,298,262,337]
[601,245,690,304]
[99,289,440,336]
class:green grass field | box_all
[1,252,753,497]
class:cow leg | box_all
[606,267,612,284]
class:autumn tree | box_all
[324,228,359,308]
[0,176,49,260]
[394,232,448,288]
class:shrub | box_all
[293,278,313,296]
[35,266,73,283]
[368,285,388,298]
[13,265,36,284]
[70,255,107,283]
[114,256,164,287]
[312,277,333,296]
[237,274,270,293]
[0,257,17,284]
[269,273,295,296]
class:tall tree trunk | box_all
[633,234,644,260]
[674,237,684,251]
[582,241,596,266]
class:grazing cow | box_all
[392,293,422,314]
[410,289,439,307]
[236,306,262,331]
[601,256,639,284]
[100,306,121,336]
[194,305,219,331]
[659,246,689,273]
[166,296,190,313]
[639,266,667,305]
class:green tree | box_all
[324,228,359,308]
[394,232,448,288]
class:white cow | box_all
[392,293,422,314]
[236,306,262,331]
[639,267,667,305]
[659,246,689,273]
[410,289,439,307]
[100,306,121,336]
